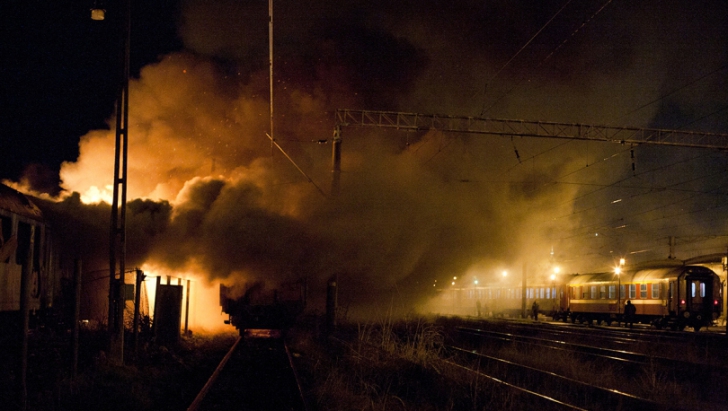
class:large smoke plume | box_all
[22,0,728,319]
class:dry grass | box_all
[291,315,727,411]
[290,314,550,410]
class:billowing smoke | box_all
[23,0,728,320]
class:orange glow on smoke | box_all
[59,53,273,205]
[141,264,234,334]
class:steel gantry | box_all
[331,109,728,195]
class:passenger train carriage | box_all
[564,264,721,330]
[0,183,58,322]
[438,261,722,331]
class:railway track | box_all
[456,326,728,374]
[448,322,728,410]
[452,316,728,365]
[187,335,307,411]
[445,345,681,411]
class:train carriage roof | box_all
[630,267,686,282]
[567,265,716,285]
[566,272,616,285]
[0,183,43,222]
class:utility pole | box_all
[105,0,131,365]
[331,125,342,195]
[268,0,274,154]
[521,262,527,319]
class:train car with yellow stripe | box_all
[564,263,722,331]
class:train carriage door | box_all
[687,276,710,316]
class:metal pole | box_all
[326,275,338,333]
[109,0,131,365]
[331,125,341,195]
[18,224,35,411]
[133,268,143,360]
[185,279,191,335]
[72,259,82,377]
[153,276,161,339]
[521,262,527,319]
[269,0,274,153]
[617,258,625,325]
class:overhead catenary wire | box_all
[265,133,327,197]
[478,0,575,116]
[480,0,615,116]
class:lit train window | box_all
[629,284,636,299]
[590,286,596,299]
[691,281,706,301]
[600,285,606,299]
[546,288,550,299]
[608,285,616,299]
[652,283,660,299]
[640,284,647,299]
[620,285,625,299]
[540,288,545,298]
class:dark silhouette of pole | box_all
[108,0,131,365]
[521,262,527,318]
[72,259,82,377]
[326,275,338,333]
[17,225,35,411]
[185,279,191,335]
[133,268,144,359]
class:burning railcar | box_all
[0,183,60,324]
[220,280,306,337]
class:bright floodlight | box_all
[502,271,507,277]
[550,274,555,281]
[614,267,622,275]
[619,258,626,266]
[553,266,560,274]
[474,279,479,285]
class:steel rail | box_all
[186,336,242,411]
[440,355,588,411]
[457,326,728,372]
[284,342,309,411]
[447,345,687,411]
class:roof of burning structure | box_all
[0,183,43,222]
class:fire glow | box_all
[140,265,234,334]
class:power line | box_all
[478,0,574,116]
[480,0,615,116]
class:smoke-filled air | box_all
[10,0,728,325]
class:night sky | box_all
[1,0,183,190]
[2,1,728,316]
[3,1,725,189]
